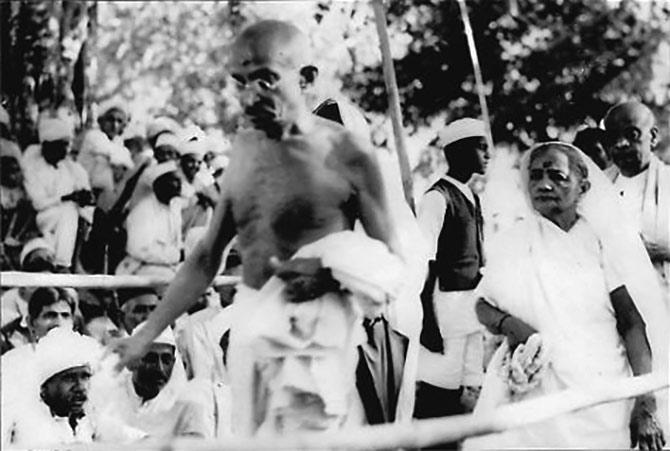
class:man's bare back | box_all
[225,118,382,289]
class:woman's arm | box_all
[475,298,537,350]
[610,285,665,451]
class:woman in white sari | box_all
[466,142,667,450]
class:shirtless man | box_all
[110,19,401,425]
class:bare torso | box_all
[225,118,358,289]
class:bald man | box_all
[110,20,404,434]
[604,102,670,296]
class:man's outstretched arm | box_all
[109,195,236,370]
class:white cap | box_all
[177,137,207,159]
[145,160,178,185]
[0,105,9,126]
[20,237,55,267]
[38,116,74,142]
[147,117,180,140]
[155,132,179,149]
[132,320,176,347]
[35,328,101,386]
[109,143,135,169]
[438,118,486,147]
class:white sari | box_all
[466,143,669,449]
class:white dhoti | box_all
[227,231,405,436]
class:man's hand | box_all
[270,256,340,303]
[630,395,665,451]
[105,333,152,373]
[62,190,95,206]
[500,315,537,351]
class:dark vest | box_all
[429,178,484,291]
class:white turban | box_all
[177,136,206,159]
[0,105,9,126]
[147,117,180,140]
[109,143,134,169]
[0,140,22,161]
[35,328,101,386]
[438,118,485,147]
[132,320,176,347]
[38,116,74,142]
[155,132,179,149]
[144,160,178,185]
[20,237,55,267]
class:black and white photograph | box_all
[0,0,668,449]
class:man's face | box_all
[605,105,656,177]
[528,148,586,222]
[122,293,158,334]
[30,300,74,339]
[132,343,176,400]
[446,136,490,176]
[111,164,128,184]
[0,156,22,188]
[41,140,69,166]
[41,365,91,418]
[230,31,314,140]
[154,145,179,163]
[180,154,201,182]
[153,171,182,205]
[99,109,127,140]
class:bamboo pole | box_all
[63,373,667,451]
[457,0,495,153]
[0,271,240,289]
[371,0,415,211]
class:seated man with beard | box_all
[93,322,210,439]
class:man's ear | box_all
[580,179,591,195]
[299,65,318,89]
[650,126,659,149]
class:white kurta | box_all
[416,175,484,389]
[116,194,182,277]
[21,146,93,266]
[609,155,670,295]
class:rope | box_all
[61,372,667,450]
[0,271,240,289]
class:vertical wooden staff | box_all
[372,0,415,211]
[457,0,495,153]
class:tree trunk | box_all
[1,1,91,149]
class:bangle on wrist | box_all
[495,313,511,335]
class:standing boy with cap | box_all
[414,118,490,433]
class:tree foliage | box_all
[352,0,670,146]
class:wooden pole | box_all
[371,0,415,211]
[457,0,495,153]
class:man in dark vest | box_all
[414,118,489,433]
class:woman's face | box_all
[528,147,586,222]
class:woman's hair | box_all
[28,287,76,319]
[528,142,589,181]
